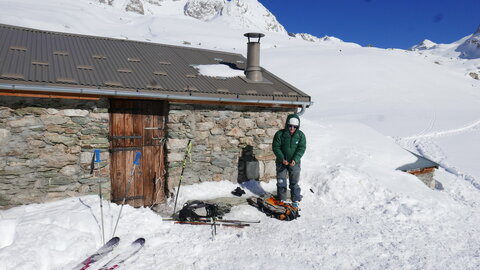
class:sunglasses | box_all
[288,125,298,129]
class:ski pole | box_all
[173,140,192,215]
[92,149,105,245]
[112,151,141,238]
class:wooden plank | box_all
[142,146,153,206]
[109,100,119,202]
[152,102,165,146]
[151,102,166,205]
[110,99,127,203]
[158,102,167,204]
[143,101,153,147]
[144,102,152,206]
[168,99,300,108]
[133,101,145,207]
[142,101,154,206]
[119,151,127,203]
[408,167,436,175]
[154,144,166,204]
[124,150,134,207]
[119,100,127,204]
[0,90,100,100]
[124,100,135,148]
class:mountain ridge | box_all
[409,26,480,60]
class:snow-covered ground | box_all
[1,0,480,269]
[2,121,480,269]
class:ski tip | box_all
[107,237,120,244]
[133,238,145,245]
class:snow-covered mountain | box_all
[410,27,480,60]
[456,26,480,59]
[294,32,346,44]
[409,39,438,51]
[90,0,287,34]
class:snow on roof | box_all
[193,64,245,78]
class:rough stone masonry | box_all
[0,97,295,209]
[0,97,110,208]
[165,103,293,195]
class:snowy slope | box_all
[1,121,479,269]
[408,27,480,85]
[1,0,480,269]
[1,121,480,269]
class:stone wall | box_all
[166,103,294,191]
[0,97,296,209]
[0,97,110,209]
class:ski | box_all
[188,218,259,224]
[99,238,145,270]
[174,220,249,228]
[163,218,260,224]
[73,237,120,270]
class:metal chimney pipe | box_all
[244,32,265,82]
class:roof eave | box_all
[0,83,313,108]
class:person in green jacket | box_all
[272,114,306,207]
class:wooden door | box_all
[109,99,167,207]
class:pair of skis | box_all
[73,237,145,270]
[165,218,259,228]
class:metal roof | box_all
[396,151,439,172]
[0,24,311,107]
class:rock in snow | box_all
[184,0,225,21]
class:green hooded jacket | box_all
[272,114,307,165]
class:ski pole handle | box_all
[133,151,141,165]
[94,149,101,163]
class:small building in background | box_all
[397,151,441,189]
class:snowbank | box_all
[1,121,480,269]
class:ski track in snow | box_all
[402,118,480,140]
[414,139,480,191]
[397,117,480,191]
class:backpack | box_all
[178,200,219,221]
[247,195,300,221]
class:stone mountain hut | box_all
[0,24,312,209]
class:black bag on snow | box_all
[239,145,260,181]
[178,200,219,221]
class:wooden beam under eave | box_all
[0,89,305,108]
[0,89,101,100]
[168,99,300,108]
[408,167,437,175]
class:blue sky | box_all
[258,0,480,49]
